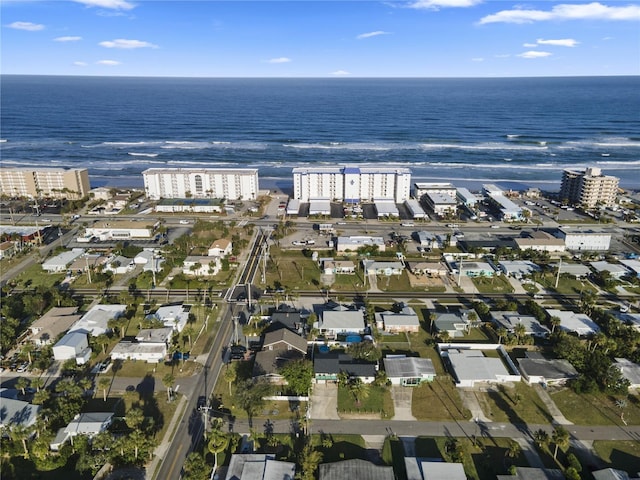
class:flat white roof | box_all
[375,202,399,215]
[70,304,127,336]
[426,191,457,205]
[337,236,384,247]
[321,308,365,331]
[42,249,85,268]
[619,259,640,274]
[309,199,331,214]
[448,349,510,383]
[545,309,600,336]
[590,261,629,275]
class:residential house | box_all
[383,355,436,386]
[318,305,365,338]
[111,341,166,363]
[444,347,517,388]
[147,303,191,332]
[51,412,113,451]
[517,352,578,386]
[313,352,377,384]
[513,231,566,253]
[405,459,466,480]
[0,396,41,431]
[52,331,91,364]
[319,459,394,480]
[592,469,640,480]
[590,261,629,280]
[208,238,232,257]
[135,327,174,346]
[252,328,308,383]
[69,304,127,337]
[270,308,304,335]
[433,312,470,338]
[555,262,591,279]
[224,454,296,480]
[545,309,600,336]
[42,248,85,273]
[407,261,447,277]
[361,260,404,276]
[375,304,420,333]
[134,249,157,265]
[0,241,15,259]
[68,253,108,275]
[104,255,135,275]
[496,467,565,480]
[613,358,640,390]
[616,313,640,332]
[415,231,441,250]
[498,260,541,279]
[490,312,550,338]
[455,261,495,277]
[29,306,82,347]
[322,260,356,275]
[619,259,640,278]
[183,255,221,276]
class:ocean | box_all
[1,75,639,192]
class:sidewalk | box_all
[533,384,573,425]
[146,394,189,480]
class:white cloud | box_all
[55,36,82,42]
[357,31,390,39]
[6,21,44,31]
[480,2,640,24]
[74,61,88,66]
[266,57,292,64]
[99,39,158,49]
[537,38,579,47]
[73,0,135,10]
[331,70,351,76]
[409,0,482,9]
[471,57,484,62]
[494,54,511,58]
[523,43,538,47]
[96,59,121,66]
[517,51,552,59]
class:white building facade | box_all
[292,166,411,203]
[143,168,259,201]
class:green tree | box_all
[223,364,237,396]
[346,342,381,362]
[162,373,175,402]
[96,333,110,354]
[514,323,527,344]
[279,359,314,396]
[208,418,230,474]
[551,425,570,460]
[183,452,210,480]
[98,376,111,402]
[298,439,323,480]
[533,429,550,450]
[348,378,369,406]
[125,407,145,431]
[9,423,32,458]
[236,379,271,426]
[16,377,30,396]
[505,440,521,460]
[31,376,45,392]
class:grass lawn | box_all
[538,272,598,295]
[550,388,640,426]
[592,440,640,474]
[411,378,470,421]
[13,262,66,288]
[315,434,368,463]
[474,382,553,424]
[330,271,367,291]
[472,275,514,294]
[374,271,427,292]
[337,384,395,418]
[262,247,323,291]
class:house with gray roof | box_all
[362,259,404,276]
[590,261,629,280]
[0,397,41,430]
[224,453,296,480]
[545,309,600,336]
[147,303,191,333]
[319,305,365,337]
[319,459,394,480]
[499,260,541,279]
[517,354,579,386]
[554,262,591,279]
[42,248,85,273]
[592,468,639,480]
[383,355,435,386]
[253,328,308,383]
[50,412,113,451]
[405,459,466,480]
[69,303,127,337]
[614,358,640,389]
[433,312,470,338]
[490,311,550,338]
[29,306,82,347]
[443,347,518,388]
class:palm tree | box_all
[223,365,236,395]
[98,376,111,402]
[16,377,30,396]
[208,418,229,474]
[497,327,508,344]
[505,440,522,460]
[533,429,550,450]
[550,316,561,333]
[337,370,350,388]
[9,424,32,458]
[79,377,92,395]
[348,378,369,406]
[32,389,50,405]
[514,323,527,344]
[162,373,175,402]
[125,407,145,431]
[96,333,110,354]
[551,425,570,460]
[31,376,45,392]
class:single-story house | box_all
[361,260,404,276]
[252,328,308,382]
[135,327,174,345]
[592,468,638,480]
[42,248,85,273]
[613,358,640,389]
[517,353,579,386]
[554,262,592,279]
[498,260,540,279]
[455,261,495,277]
[104,255,135,275]
[443,347,516,388]
[545,309,600,336]
[67,253,108,274]
[147,303,191,332]
[490,312,550,338]
[69,304,127,337]
[318,305,366,337]
[224,454,296,480]
[270,308,304,335]
[433,312,470,338]
[513,231,566,253]
[314,353,377,384]
[616,313,640,332]
[375,304,420,333]
[183,255,221,276]
[405,459,467,480]
[0,397,41,430]
[322,260,356,275]
[208,238,232,257]
[590,261,629,280]
[496,467,564,480]
[407,261,447,276]
[319,459,394,480]
[29,306,82,347]
[336,236,385,254]
[51,412,113,451]
[619,259,640,278]
[134,249,157,265]
[53,331,91,364]
[383,355,436,386]
[0,241,16,259]
[111,341,166,363]
[415,231,441,250]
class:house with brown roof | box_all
[0,241,15,259]
[29,307,83,347]
[208,238,232,257]
[252,328,308,383]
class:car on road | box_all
[16,362,29,373]
[197,396,208,410]
[179,219,191,225]
[491,225,501,229]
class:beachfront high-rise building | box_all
[0,168,90,199]
[142,168,259,201]
[292,166,411,203]
[560,167,619,208]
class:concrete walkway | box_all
[309,383,340,420]
[460,389,491,423]
[390,386,416,421]
[533,384,573,425]
[506,276,528,294]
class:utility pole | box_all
[458,256,463,287]
[555,256,562,289]
[85,254,92,284]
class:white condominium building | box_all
[560,167,619,208]
[292,166,411,203]
[142,168,259,201]
[0,168,90,199]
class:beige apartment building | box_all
[560,167,619,208]
[0,168,90,199]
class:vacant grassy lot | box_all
[337,384,394,418]
[412,378,470,421]
[472,275,514,294]
[551,388,640,426]
[315,434,368,463]
[592,440,640,474]
[474,382,553,424]
[13,262,66,288]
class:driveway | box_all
[310,382,340,420]
[391,386,416,421]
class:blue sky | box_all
[2,0,639,77]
